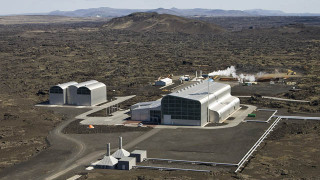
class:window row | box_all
[50,87,63,94]
[77,88,91,95]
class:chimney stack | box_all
[107,143,111,156]
[119,136,122,149]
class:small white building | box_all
[155,78,173,86]
[68,80,98,105]
[130,150,147,163]
[76,82,107,106]
[49,81,78,105]
[117,157,136,170]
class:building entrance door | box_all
[163,115,172,125]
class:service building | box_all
[131,81,240,126]
[155,78,173,86]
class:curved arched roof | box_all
[69,80,98,88]
[80,82,106,91]
[168,81,230,103]
[54,81,78,89]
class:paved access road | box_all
[0,108,90,180]
[0,96,142,180]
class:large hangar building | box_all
[68,80,98,105]
[131,81,240,126]
[49,81,78,105]
[76,82,107,106]
[162,81,240,126]
[49,80,106,106]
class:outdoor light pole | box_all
[207,78,210,122]
[208,78,213,122]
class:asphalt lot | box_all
[130,121,270,164]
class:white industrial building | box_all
[68,80,98,105]
[130,81,240,126]
[130,150,147,163]
[130,101,161,123]
[155,78,173,86]
[76,82,106,106]
[49,80,106,106]
[49,81,78,105]
[117,157,136,170]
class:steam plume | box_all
[208,66,261,82]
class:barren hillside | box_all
[103,12,225,34]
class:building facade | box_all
[49,80,106,106]
[131,81,240,126]
[161,81,240,126]
[130,101,161,123]
[68,80,98,105]
[49,81,78,105]
[76,82,107,106]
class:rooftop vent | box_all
[95,143,118,168]
[112,137,130,159]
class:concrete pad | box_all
[66,175,82,180]
[80,110,130,125]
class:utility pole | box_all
[207,79,210,122]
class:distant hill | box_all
[49,7,143,17]
[244,9,286,16]
[103,12,225,34]
[47,7,320,18]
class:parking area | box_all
[129,121,270,164]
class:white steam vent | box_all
[208,66,262,82]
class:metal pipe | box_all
[238,117,280,166]
[146,158,237,166]
[267,110,278,122]
[273,115,320,120]
[235,117,282,173]
[244,120,268,123]
[134,165,211,172]
[238,117,281,166]
[257,109,277,112]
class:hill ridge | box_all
[103,12,225,34]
